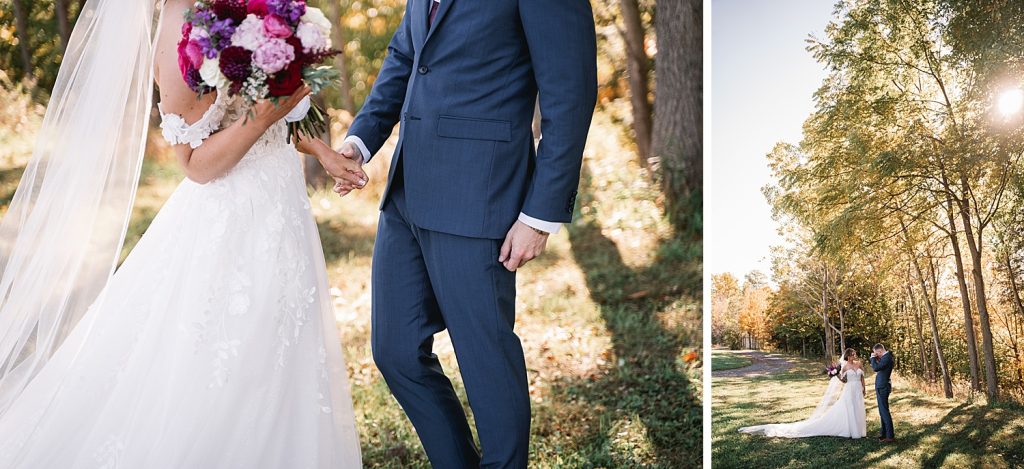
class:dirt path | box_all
[713,350,795,378]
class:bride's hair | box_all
[842,348,857,362]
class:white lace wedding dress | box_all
[739,367,867,439]
[0,93,362,467]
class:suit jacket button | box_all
[418,65,430,75]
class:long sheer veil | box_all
[809,358,847,420]
[0,0,159,415]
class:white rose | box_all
[296,22,328,53]
[301,7,332,38]
[199,58,230,90]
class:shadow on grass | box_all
[551,168,702,468]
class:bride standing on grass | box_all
[739,348,867,439]
[0,0,367,466]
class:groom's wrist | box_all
[342,135,371,165]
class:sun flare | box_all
[997,87,1024,118]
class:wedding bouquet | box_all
[824,363,841,380]
[177,0,339,141]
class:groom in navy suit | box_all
[337,0,597,467]
[870,343,896,443]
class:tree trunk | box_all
[821,267,834,363]
[945,195,982,390]
[908,254,948,394]
[958,181,999,401]
[1002,252,1024,394]
[654,0,702,234]
[925,255,954,398]
[838,305,846,353]
[619,0,652,164]
[55,0,72,52]
[11,0,33,81]
[327,0,355,112]
[907,280,929,377]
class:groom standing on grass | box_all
[870,343,896,443]
[335,0,597,467]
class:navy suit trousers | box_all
[371,169,530,469]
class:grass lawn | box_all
[0,94,702,468]
[712,350,1024,468]
[711,351,753,371]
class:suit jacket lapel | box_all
[412,0,428,48]
[424,0,455,46]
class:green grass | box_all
[0,101,701,468]
[712,351,1024,468]
[711,352,752,372]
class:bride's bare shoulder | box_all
[155,0,214,121]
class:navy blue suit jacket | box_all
[870,351,894,389]
[347,0,598,239]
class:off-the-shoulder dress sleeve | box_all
[158,92,229,149]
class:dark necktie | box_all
[428,0,440,27]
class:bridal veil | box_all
[0,0,159,414]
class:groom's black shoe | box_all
[881,438,896,443]
[877,436,885,441]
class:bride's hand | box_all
[247,86,312,128]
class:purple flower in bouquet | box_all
[210,18,237,44]
[824,364,841,379]
[183,67,206,93]
[192,8,216,28]
[267,0,306,25]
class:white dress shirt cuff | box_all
[518,212,561,234]
[343,135,371,165]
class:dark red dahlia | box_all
[268,60,304,97]
[285,36,308,64]
[247,0,270,16]
[219,46,253,83]
[212,0,247,23]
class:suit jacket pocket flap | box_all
[437,115,512,142]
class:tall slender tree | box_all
[654,0,702,233]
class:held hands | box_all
[498,221,549,272]
[331,141,364,197]
[321,144,367,195]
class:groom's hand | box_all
[499,221,549,271]
[326,142,366,196]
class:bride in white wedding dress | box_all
[739,348,867,439]
[0,0,367,467]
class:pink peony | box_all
[252,38,295,74]
[184,40,204,69]
[231,14,266,51]
[263,14,293,39]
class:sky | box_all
[709,0,836,281]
